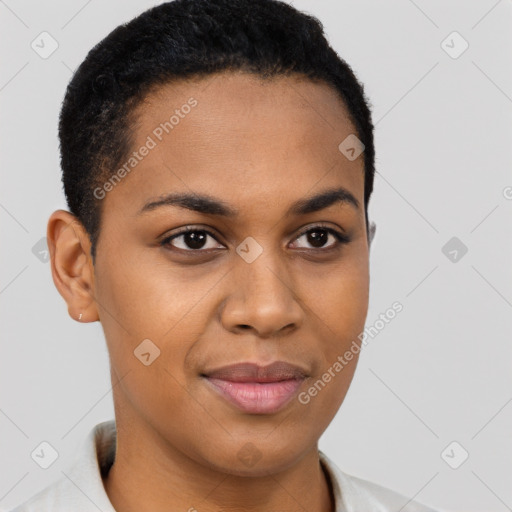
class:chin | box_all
[199,440,312,478]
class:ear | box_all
[47,210,99,323]
[368,220,376,249]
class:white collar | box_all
[11,420,439,512]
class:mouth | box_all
[201,361,307,414]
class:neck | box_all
[102,420,335,512]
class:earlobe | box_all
[47,210,99,323]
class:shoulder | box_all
[8,421,117,512]
[345,474,440,512]
[8,475,87,512]
[319,451,443,512]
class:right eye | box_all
[160,227,225,252]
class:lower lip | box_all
[204,377,304,414]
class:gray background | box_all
[1,1,511,511]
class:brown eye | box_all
[159,224,351,255]
[161,228,224,251]
[291,225,350,251]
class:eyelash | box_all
[159,223,351,254]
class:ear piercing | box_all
[78,313,83,321]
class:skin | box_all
[48,71,373,512]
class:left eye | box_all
[291,226,349,250]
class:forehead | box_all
[136,71,357,147]
[105,71,364,219]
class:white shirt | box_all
[9,420,441,512]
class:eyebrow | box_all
[138,186,360,217]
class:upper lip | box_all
[202,361,308,383]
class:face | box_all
[60,71,370,476]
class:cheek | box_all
[305,255,369,339]
[94,245,213,342]
[300,255,368,401]
[93,248,215,397]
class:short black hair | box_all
[59,0,375,262]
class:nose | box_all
[219,251,304,338]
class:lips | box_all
[202,361,307,414]
[203,361,307,382]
